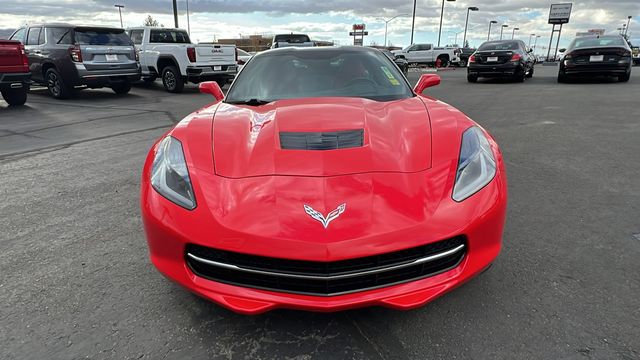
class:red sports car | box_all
[141,47,507,314]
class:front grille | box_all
[185,236,466,296]
[279,130,364,150]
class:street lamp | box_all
[437,0,456,47]
[487,20,497,41]
[625,16,632,37]
[511,27,519,39]
[377,14,409,48]
[500,24,509,40]
[114,4,124,28]
[529,33,535,47]
[186,0,191,35]
[410,0,417,44]
[463,7,479,48]
[533,35,541,55]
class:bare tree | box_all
[143,15,163,27]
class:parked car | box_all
[140,46,507,314]
[236,48,252,72]
[127,27,237,92]
[467,40,535,83]
[271,34,314,49]
[558,35,632,83]
[380,49,408,76]
[0,40,30,106]
[9,24,140,99]
[392,44,460,67]
[456,47,476,67]
[627,39,639,65]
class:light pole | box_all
[463,7,479,48]
[186,0,191,35]
[487,20,497,41]
[410,0,417,44]
[529,33,535,47]
[500,24,508,40]
[114,4,124,28]
[377,14,409,48]
[625,16,632,37]
[511,27,519,39]
[437,0,456,47]
[172,0,179,28]
[533,35,541,55]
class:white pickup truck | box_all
[127,27,237,93]
[392,44,460,67]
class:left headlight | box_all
[151,136,196,210]
[452,126,497,202]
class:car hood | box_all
[212,97,432,178]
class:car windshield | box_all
[274,34,311,43]
[74,28,131,46]
[225,49,413,103]
[570,36,626,49]
[478,41,519,51]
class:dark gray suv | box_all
[10,23,141,99]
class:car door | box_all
[24,27,44,81]
[403,45,419,63]
[420,44,433,63]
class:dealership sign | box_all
[548,3,572,24]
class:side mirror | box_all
[199,81,224,102]
[413,74,441,94]
[558,48,566,53]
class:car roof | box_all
[23,23,123,30]
[259,46,381,56]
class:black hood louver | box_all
[279,130,364,150]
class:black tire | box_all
[618,69,631,82]
[557,70,567,83]
[437,55,449,68]
[514,69,526,82]
[215,78,227,88]
[1,88,27,106]
[162,66,184,93]
[45,68,73,99]
[112,82,132,95]
[142,76,157,84]
[526,66,534,78]
[458,59,467,67]
[467,74,478,83]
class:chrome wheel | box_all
[164,70,176,90]
[47,72,61,97]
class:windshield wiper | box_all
[226,98,272,106]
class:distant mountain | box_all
[0,29,16,39]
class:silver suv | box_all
[10,23,141,99]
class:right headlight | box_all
[150,136,196,210]
[452,126,497,202]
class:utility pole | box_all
[114,4,124,28]
[186,0,191,35]
[172,0,179,28]
[378,14,408,48]
[529,33,535,47]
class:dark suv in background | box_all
[9,23,140,99]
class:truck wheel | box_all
[162,66,184,93]
[1,88,27,106]
[437,55,449,68]
[46,68,73,99]
[112,82,132,95]
[215,79,227,88]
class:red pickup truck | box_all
[0,40,30,106]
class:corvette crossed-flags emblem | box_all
[303,204,346,229]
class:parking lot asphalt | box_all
[1,65,639,360]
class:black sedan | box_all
[558,35,633,82]
[381,49,409,76]
[467,40,535,83]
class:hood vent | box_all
[280,130,364,150]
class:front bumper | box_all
[468,62,521,77]
[0,72,30,91]
[141,166,507,314]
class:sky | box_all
[1,0,638,53]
